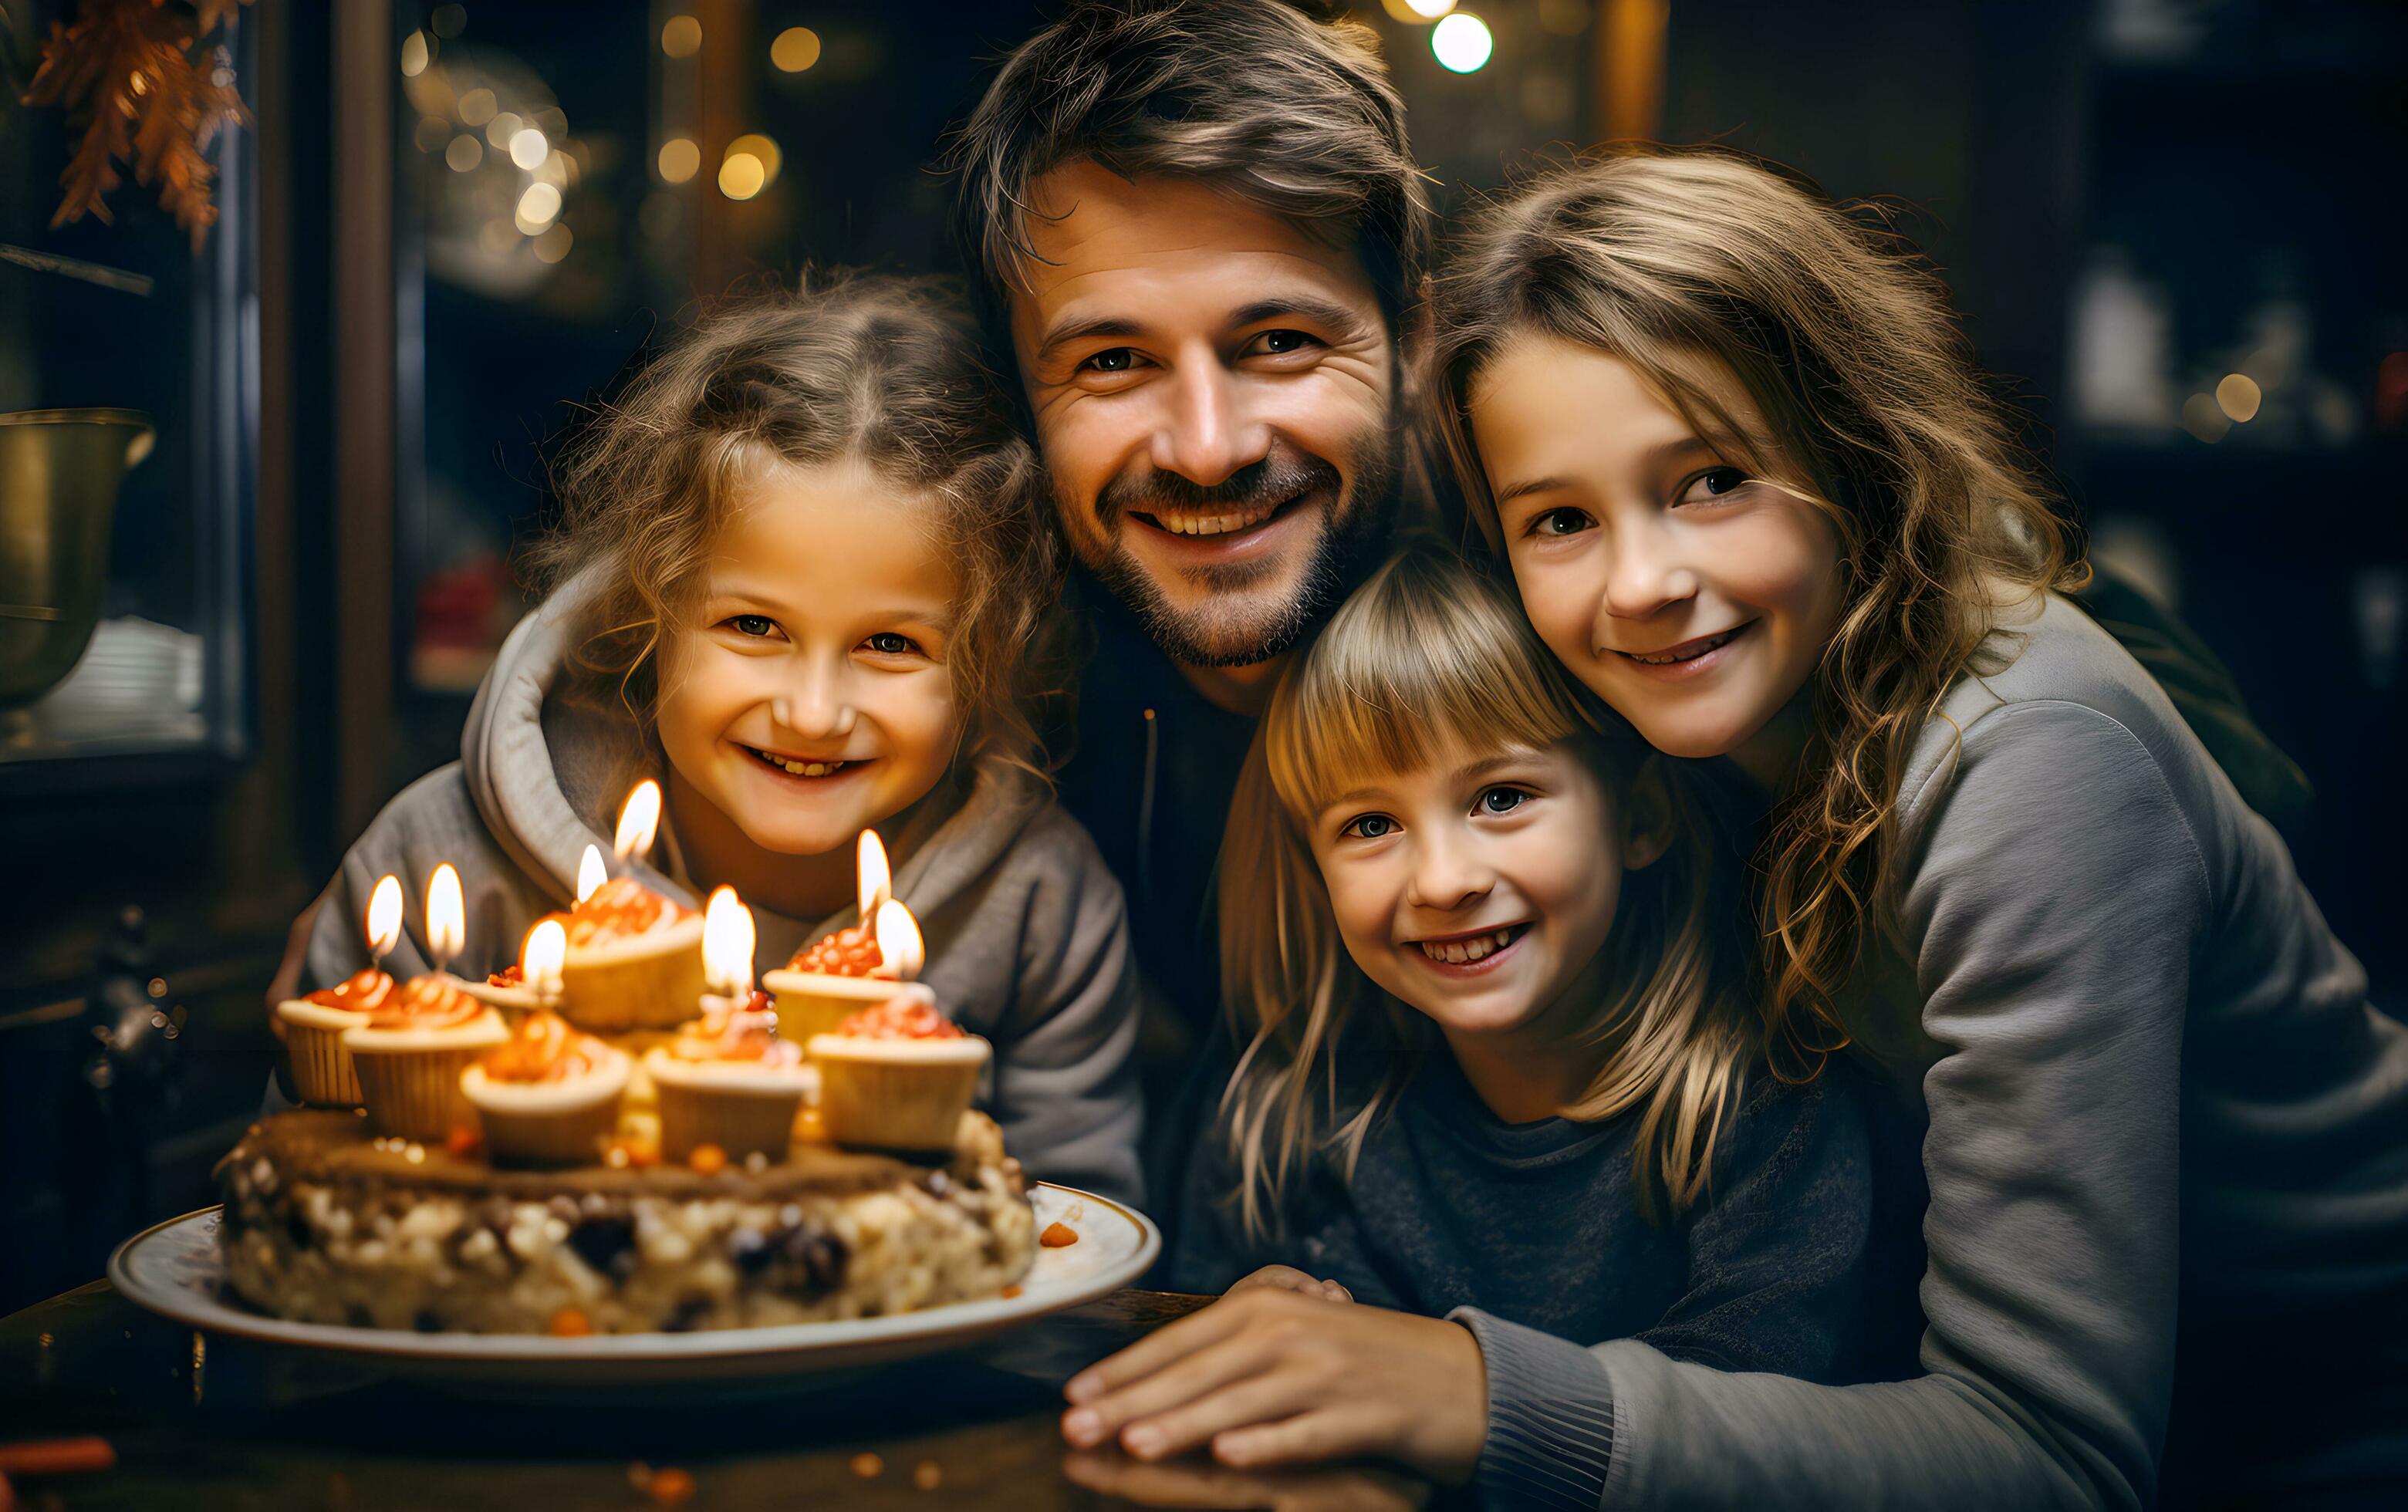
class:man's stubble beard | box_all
[1062,433,1397,670]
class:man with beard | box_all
[947,0,1431,1156]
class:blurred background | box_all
[2,0,2401,1311]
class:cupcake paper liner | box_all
[561,930,708,1033]
[812,1053,983,1153]
[464,1070,626,1167]
[650,1072,805,1163]
[347,1040,495,1143]
[279,1009,363,1106]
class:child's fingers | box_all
[1225,1264,1324,1296]
[1062,1290,1265,1404]
[1062,1330,1278,1449]
[1117,1371,1330,1462]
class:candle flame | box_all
[613,779,663,861]
[856,829,892,923]
[522,918,566,1001]
[702,885,755,997]
[872,899,924,982]
[427,863,466,967]
[576,843,608,905]
[366,874,404,960]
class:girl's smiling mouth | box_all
[1611,620,1755,677]
[1407,921,1533,973]
[738,742,866,781]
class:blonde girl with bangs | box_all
[279,275,1146,1203]
[1430,147,2407,1507]
[1055,546,1892,1497]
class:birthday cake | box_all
[228,804,1028,1336]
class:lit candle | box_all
[856,829,891,923]
[427,863,466,976]
[366,874,404,973]
[576,842,608,905]
[521,917,566,1008]
[870,899,924,983]
[701,884,755,1006]
[614,779,663,862]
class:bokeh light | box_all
[533,223,573,265]
[772,27,822,73]
[1407,0,1458,17]
[444,133,484,173]
[508,127,549,170]
[1432,12,1494,73]
[657,138,700,185]
[458,87,496,127]
[727,133,783,189]
[718,152,767,201]
[661,15,701,59]
[400,31,430,77]
[515,182,562,235]
[2180,393,2231,444]
[484,111,522,150]
[431,4,466,39]
[2215,373,2263,423]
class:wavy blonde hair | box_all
[1216,546,1755,1240]
[524,272,1064,783]
[1427,147,2084,1065]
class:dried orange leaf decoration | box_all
[22,0,254,253]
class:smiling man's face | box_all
[1008,163,1396,667]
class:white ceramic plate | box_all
[110,1185,1157,1391]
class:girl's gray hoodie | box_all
[299,585,1145,1205]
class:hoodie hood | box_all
[458,569,1053,970]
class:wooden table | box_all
[0,1278,1440,1510]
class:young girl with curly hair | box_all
[1427,147,2405,1507]
[286,275,1143,1201]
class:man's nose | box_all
[1150,356,1272,487]
[773,656,856,741]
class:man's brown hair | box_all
[947,0,1430,343]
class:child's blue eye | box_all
[1478,786,1530,815]
[1341,814,1397,840]
[863,632,919,656]
[730,614,776,637]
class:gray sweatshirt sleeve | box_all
[990,818,1147,1208]
[1537,700,2209,1508]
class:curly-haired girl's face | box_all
[1471,336,1845,781]
[655,457,962,865]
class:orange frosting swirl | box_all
[361,974,487,1031]
[669,989,802,1069]
[834,992,967,1041]
[787,921,880,977]
[480,1011,607,1085]
[566,876,695,947]
[303,967,395,1014]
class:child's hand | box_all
[1060,1288,1488,1483]
[1225,1264,1354,1304]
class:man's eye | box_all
[1081,349,1136,373]
[1527,507,1596,538]
[1679,467,1751,505]
[728,614,777,638]
[1477,786,1530,815]
[1247,329,1318,357]
[863,632,920,656]
[1340,814,1397,840]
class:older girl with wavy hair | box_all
[1428,147,2406,1506]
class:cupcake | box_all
[762,922,902,1045]
[642,991,811,1163]
[341,975,508,1142]
[807,986,990,1153]
[559,877,706,1032]
[459,917,560,1014]
[461,1011,630,1166]
[275,968,396,1105]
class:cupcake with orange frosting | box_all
[762,920,902,1044]
[341,975,508,1142]
[642,991,811,1162]
[559,877,706,1032]
[461,1011,630,1166]
[275,968,397,1105]
[461,913,566,1015]
[807,986,990,1153]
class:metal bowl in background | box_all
[0,408,154,711]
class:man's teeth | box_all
[1151,501,1279,537]
[751,748,847,778]
[1630,627,1738,666]
[1416,927,1518,964]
